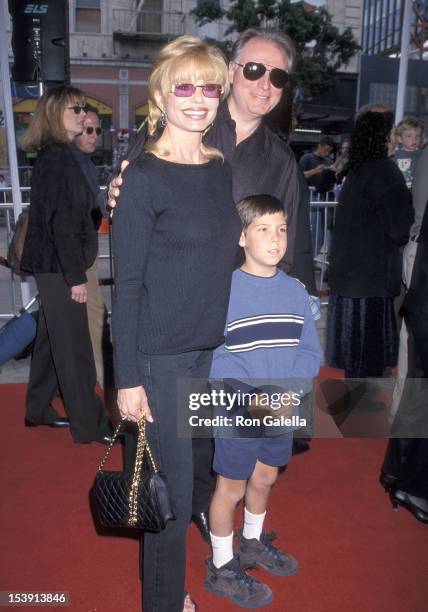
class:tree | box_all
[191,0,360,101]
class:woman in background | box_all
[20,85,111,444]
[326,111,413,379]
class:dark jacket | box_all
[292,167,317,295]
[21,143,99,286]
[404,180,428,325]
[329,158,413,298]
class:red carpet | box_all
[1,382,428,612]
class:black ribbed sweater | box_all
[112,153,241,389]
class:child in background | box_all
[394,118,424,190]
[391,120,426,417]
[205,195,322,609]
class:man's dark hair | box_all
[84,104,98,115]
[319,136,335,148]
[236,194,287,230]
[348,111,394,170]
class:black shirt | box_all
[299,152,336,194]
[205,103,301,274]
[111,154,241,388]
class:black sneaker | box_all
[237,530,299,577]
[204,555,273,609]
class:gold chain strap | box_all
[97,419,124,472]
[97,417,159,527]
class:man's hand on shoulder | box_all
[107,159,129,215]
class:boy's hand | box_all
[269,400,294,420]
[107,160,129,214]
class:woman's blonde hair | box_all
[20,85,85,152]
[145,36,229,160]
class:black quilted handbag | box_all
[93,418,176,531]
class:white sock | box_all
[210,531,234,568]
[243,508,266,541]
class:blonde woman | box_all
[112,36,241,611]
[20,85,111,444]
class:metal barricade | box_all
[1,185,339,319]
[309,188,338,292]
[0,186,113,322]
[0,188,31,319]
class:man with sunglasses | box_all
[108,28,315,543]
[71,109,113,396]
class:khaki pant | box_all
[86,260,107,388]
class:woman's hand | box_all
[71,283,88,303]
[108,160,129,214]
[117,386,153,423]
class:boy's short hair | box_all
[236,194,287,230]
[396,117,424,136]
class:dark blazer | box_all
[404,189,428,341]
[329,158,413,298]
[21,143,98,286]
[289,166,317,296]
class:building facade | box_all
[358,0,428,125]
[4,0,367,165]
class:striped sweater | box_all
[210,269,322,391]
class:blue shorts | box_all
[213,434,293,480]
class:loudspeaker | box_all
[8,0,70,85]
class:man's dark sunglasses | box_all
[84,126,102,135]
[234,62,289,89]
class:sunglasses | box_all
[67,104,86,114]
[234,62,289,89]
[84,126,102,135]
[171,83,223,98]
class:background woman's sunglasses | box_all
[171,83,222,98]
[67,104,86,114]
[234,62,289,89]
[84,126,102,135]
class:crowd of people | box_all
[15,24,427,612]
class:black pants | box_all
[192,437,215,514]
[124,350,213,612]
[382,306,428,499]
[26,273,110,443]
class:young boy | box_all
[394,118,424,190]
[205,195,323,608]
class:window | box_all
[370,82,397,109]
[137,0,162,34]
[197,0,220,6]
[76,0,101,33]
[369,82,419,112]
